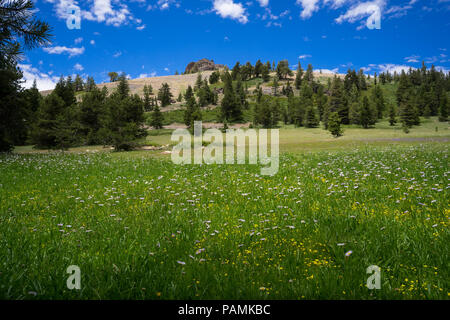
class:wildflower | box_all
[177,261,186,265]
[345,250,353,257]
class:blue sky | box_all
[20,0,450,90]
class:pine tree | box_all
[328,112,343,137]
[78,86,106,144]
[360,96,375,129]
[25,79,42,113]
[198,80,214,107]
[254,59,264,78]
[74,74,84,92]
[258,98,274,128]
[32,93,71,149]
[304,64,314,84]
[314,85,327,121]
[85,76,97,92]
[305,105,319,128]
[143,85,152,112]
[262,65,270,82]
[272,76,279,96]
[0,0,51,62]
[276,60,293,80]
[439,94,448,122]
[220,72,242,123]
[150,105,164,129]
[116,73,130,99]
[231,62,241,80]
[235,76,248,109]
[388,104,397,126]
[1,59,31,150]
[103,93,146,150]
[184,86,202,128]
[195,73,203,92]
[147,84,153,95]
[358,69,367,90]
[327,76,348,124]
[209,71,220,84]
[294,62,303,90]
[158,83,173,107]
[348,83,360,104]
[397,72,419,129]
[241,62,254,81]
[256,85,263,104]
[53,76,76,107]
[285,81,294,97]
[297,82,313,126]
[349,101,360,125]
[371,85,386,119]
[399,99,419,130]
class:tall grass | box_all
[0,144,448,299]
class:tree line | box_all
[207,59,450,136]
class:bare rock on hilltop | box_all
[184,59,225,74]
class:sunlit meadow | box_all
[0,141,448,300]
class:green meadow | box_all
[1,118,449,299]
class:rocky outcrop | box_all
[184,59,225,74]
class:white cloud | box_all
[90,40,95,45]
[213,0,249,24]
[74,63,84,71]
[147,0,179,11]
[257,0,269,7]
[296,0,321,19]
[299,54,312,59]
[138,72,157,78]
[43,46,85,57]
[45,0,135,27]
[377,63,411,74]
[405,55,420,63]
[136,24,146,30]
[296,0,417,26]
[74,37,83,44]
[336,1,386,25]
[266,21,282,27]
[317,68,339,74]
[385,0,417,19]
[435,66,450,74]
[113,51,122,58]
[18,64,59,91]
[44,0,79,20]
